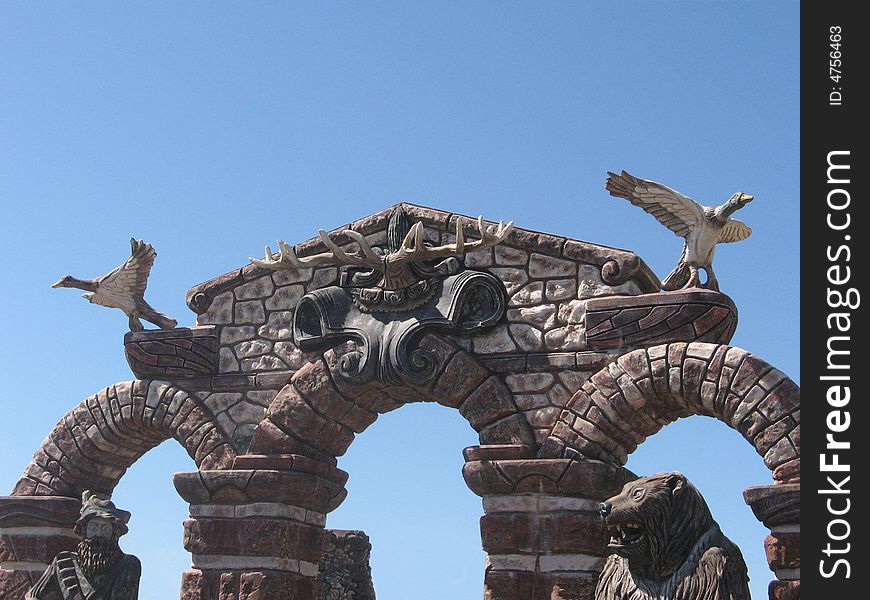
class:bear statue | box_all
[595,472,750,600]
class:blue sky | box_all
[1,3,798,599]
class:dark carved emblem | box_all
[251,206,511,385]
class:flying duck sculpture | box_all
[52,238,178,331]
[605,170,754,291]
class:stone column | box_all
[174,454,347,600]
[744,483,800,600]
[463,445,634,600]
[0,496,81,598]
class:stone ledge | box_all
[124,326,218,379]
[585,289,738,349]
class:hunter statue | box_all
[26,491,141,600]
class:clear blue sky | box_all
[1,3,798,599]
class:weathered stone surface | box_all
[265,284,305,310]
[310,267,339,289]
[508,324,544,351]
[272,267,313,286]
[490,267,529,294]
[234,276,275,300]
[507,304,557,328]
[241,355,287,371]
[510,282,544,307]
[318,530,376,600]
[259,311,295,341]
[545,278,577,301]
[505,373,555,393]
[459,377,520,430]
[221,325,256,344]
[544,325,586,351]
[273,342,305,370]
[765,532,800,570]
[529,253,575,278]
[234,300,266,324]
[495,245,527,266]
[433,351,490,408]
[235,339,273,359]
[199,291,234,324]
[471,325,517,354]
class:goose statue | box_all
[52,238,178,331]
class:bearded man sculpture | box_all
[595,472,749,600]
[26,491,141,600]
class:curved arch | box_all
[12,380,236,497]
[539,342,800,482]
[247,334,537,461]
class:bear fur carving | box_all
[595,472,750,600]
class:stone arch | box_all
[12,380,236,498]
[247,334,537,462]
[539,342,800,483]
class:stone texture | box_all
[529,253,575,278]
[471,326,517,354]
[546,278,577,301]
[509,324,544,351]
[510,282,544,307]
[265,284,305,310]
[234,276,275,300]
[317,530,376,600]
[544,325,586,351]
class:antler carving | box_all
[251,215,513,291]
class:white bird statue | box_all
[605,170,754,291]
[52,238,178,331]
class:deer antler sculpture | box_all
[251,214,513,291]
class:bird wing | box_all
[98,238,157,298]
[606,170,706,238]
[718,219,752,243]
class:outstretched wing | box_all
[98,238,157,298]
[606,170,705,238]
[718,219,752,243]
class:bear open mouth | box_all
[607,523,644,549]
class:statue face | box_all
[85,517,114,541]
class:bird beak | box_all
[51,278,66,288]
[742,193,754,203]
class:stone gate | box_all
[0,203,799,600]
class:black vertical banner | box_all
[802,4,865,599]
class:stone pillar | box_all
[0,496,81,599]
[174,454,348,600]
[744,483,800,600]
[462,445,634,600]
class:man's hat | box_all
[73,490,131,537]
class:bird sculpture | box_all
[52,238,178,331]
[605,170,754,291]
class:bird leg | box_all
[128,313,144,332]
[684,265,701,289]
[704,267,720,292]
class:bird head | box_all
[82,292,95,303]
[728,192,754,208]
[51,276,74,288]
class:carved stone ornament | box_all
[252,206,510,385]
[606,170,753,292]
[26,490,141,600]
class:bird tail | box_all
[139,304,178,330]
[662,263,689,291]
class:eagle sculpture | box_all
[605,170,753,291]
[52,238,178,331]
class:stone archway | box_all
[246,334,537,461]
[539,341,800,483]
[13,380,235,498]
[0,381,235,588]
